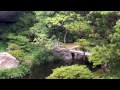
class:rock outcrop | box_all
[52,45,72,65]
[0,52,19,69]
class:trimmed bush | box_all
[46,65,94,79]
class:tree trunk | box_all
[64,30,67,44]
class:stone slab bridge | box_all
[69,50,91,61]
[65,45,91,60]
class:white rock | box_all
[0,52,19,69]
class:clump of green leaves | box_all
[6,43,26,63]
[33,47,61,65]
[7,43,21,50]
[47,65,94,79]
[88,46,111,67]
[8,50,26,63]
[10,11,36,33]
[0,63,30,79]
[75,39,90,51]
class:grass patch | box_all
[0,62,31,79]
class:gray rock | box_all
[0,52,19,69]
[52,45,72,65]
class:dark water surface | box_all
[22,63,62,79]
[22,60,99,79]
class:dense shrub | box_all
[75,39,90,51]
[8,50,26,63]
[10,11,36,33]
[0,62,30,79]
[7,43,21,50]
[33,47,61,65]
[6,43,26,63]
[88,46,110,67]
[7,35,33,53]
[0,42,7,52]
[7,35,29,46]
[46,65,94,79]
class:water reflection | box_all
[23,63,62,79]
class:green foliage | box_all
[33,47,61,65]
[0,33,8,41]
[0,63,30,79]
[10,11,36,34]
[6,43,26,63]
[30,11,54,36]
[108,19,120,64]
[75,39,90,51]
[45,11,91,43]
[88,46,111,67]
[7,34,32,53]
[29,11,56,47]
[47,65,94,79]
[87,11,120,40]
[0,12,37,79]
[87,11,119,28]
[0,42,7,52]
[8,35,29,46]
[110,19,120,44]
[8,50,26,63]
[7,43,21,50]
[1,11,120,79]
[0,44,32,79]
[64,20,91,33]
[93,69,118,79]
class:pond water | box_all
[22,61,98,79]
[21,60,100,79]
[22,60,85,79]
[22,63,63,79]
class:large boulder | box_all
[0,52,19,69]
[52,45,72,65]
